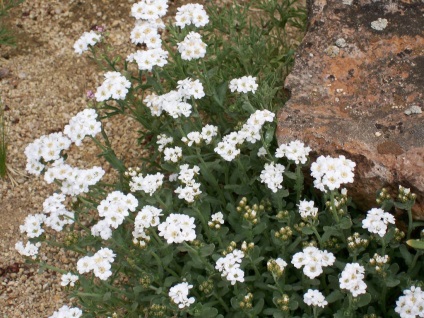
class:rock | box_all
[277,0,424,219]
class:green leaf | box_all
[253,222,268,235]
[251,298,265,316]
[103,292,111,302]
[224,184,252,195]
[301,226,314,235]
[339,217,352,230]
[326,290,343,303]
[264,123,276,145]
[385,277,400,287]
[356,293,371,307]
[407,239,424,250]
[399,244,413,264]
[199,244,215,257]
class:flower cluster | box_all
[177,32,207,61]
[42,193,74,231]
[15,241,41,259]
[63,108,102,146]
[303,289,328,308]
[60,272,79,287]
[24,132,71,175]
[73,30,101,54]
[311,155,355,192]
[215,249,245,285]
[49,305,83,318]
[92,191,138,240]
[163,146,183,163]
[275,140,311,164]
[158,213,196,244]
[157,134,173,152]
[362,208,395,237]
[169,282,195,309]
[129,172,164,195]
[131,0,167,21]
[339,263,367,297]
[260,162,285,193]
[395,286,424,318]
[77,247,116,280]
[208,211,224,229]
[267,258,287,277]
[229,76,258,94]
[127,47,168,71]
[297,199,318,220]
[132,205,163,247]
[95,71,131,102]
[175,3,209,28]
[215,110,274,161]
[182,124,218,147]
[175,164,202,203]
[129,20,164,48]
[291,246,335,279]
[19,213,45,238]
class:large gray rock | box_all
[277,0,424,218]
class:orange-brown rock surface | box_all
[277,0,424,218]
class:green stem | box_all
[407,250,423,276]
[193,205,212,241]
[329,191,340,223]
[311,225,323,248]
[407,206,413,240]
[294,164,304,203]
[213,291,230,312]
[313,306,318,318]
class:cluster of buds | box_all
[208,211,224,229]
[144,304,168,318]
[275,294,290,312]
[124,167,141,178]
[241,241,255,253]
[301,240,318,248]
[199,279,214,295]
[260,198,273,213]
[363,314,380,318]
[325,199,346,217]
[323,237,341,250]
[376,188,391,204]
[222,241,237,256]
[276,210,290,220]
[369,253,389,274]
[267,258,287,277]
[294,221,307,233]
[347,232,369,252]
[398,185,416,203]
[63,232,79,247]
[236,197,263,224]
[394,228,405,242]
[139,272,152,288]
[274,226,293,242]
[239,293,253,309]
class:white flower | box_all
[131,0,168,21]
[260,162,285,193]
[15,241,41,259]
[158,214,196,244]
[395,286,424,318]
[164,146,183,163]
[175,4,209,28]
[73,30,101,54]
[157,134,173,152]
[257,147,267,157]
[169,282,195,309]
[275,140,311,164]
[362,208,395,237]
[311,155,355,192]
[177,78,205,100]
[229,76,258,94]
[76,248,116,281]
[303,289,328,308]
[177,32,207,60]
[127,48,168,71]
[291,246,335,279]
[61,273,79,287]
[19,214,46,238]
[339,263,367,297]
[95,71,131,102]
[215,249,245,285]
[49,305,83,318]
[129,172,164,195]
[297,199,318,219]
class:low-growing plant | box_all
[0,0,24,46]
[16,1,424,318]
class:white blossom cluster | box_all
[303,289,328,308]
[131,0,168,21]
[44,160,105,197]
[169,282,195,309]
[215,249,245,285]
[163,146,183,163]
[49,305,83,318]
[208,211,224,229]
[310,155,355,192]
[177,31,207,61]
[181,124,218,146]
[275,140,311,165]
[339,263,367,297]
[132,205,163,247]
[215,110,274,161]
[158,213,196,244]
[291,246,335,279]
[297,199,318,219]
[42,193,75,231]
[157,134,173,152]
[127,47,168,71]
[73,30,101,54]
[175,164,202,203]
[395,286,424,318]
[91,191,138,240]
[25,132,71,175]
[129,172,164,195]
[77,247,116,280]
[260,162,285,193]
[19,213,46,238]
[229,76,258,94]
[63,109,102,146]
[60,272,79,287]
[362,208,395,237]
[15,241,41,259]
[143,78,205,118]
[175,3,209,28]
[129,20,164,48]
[95,71,131,102]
